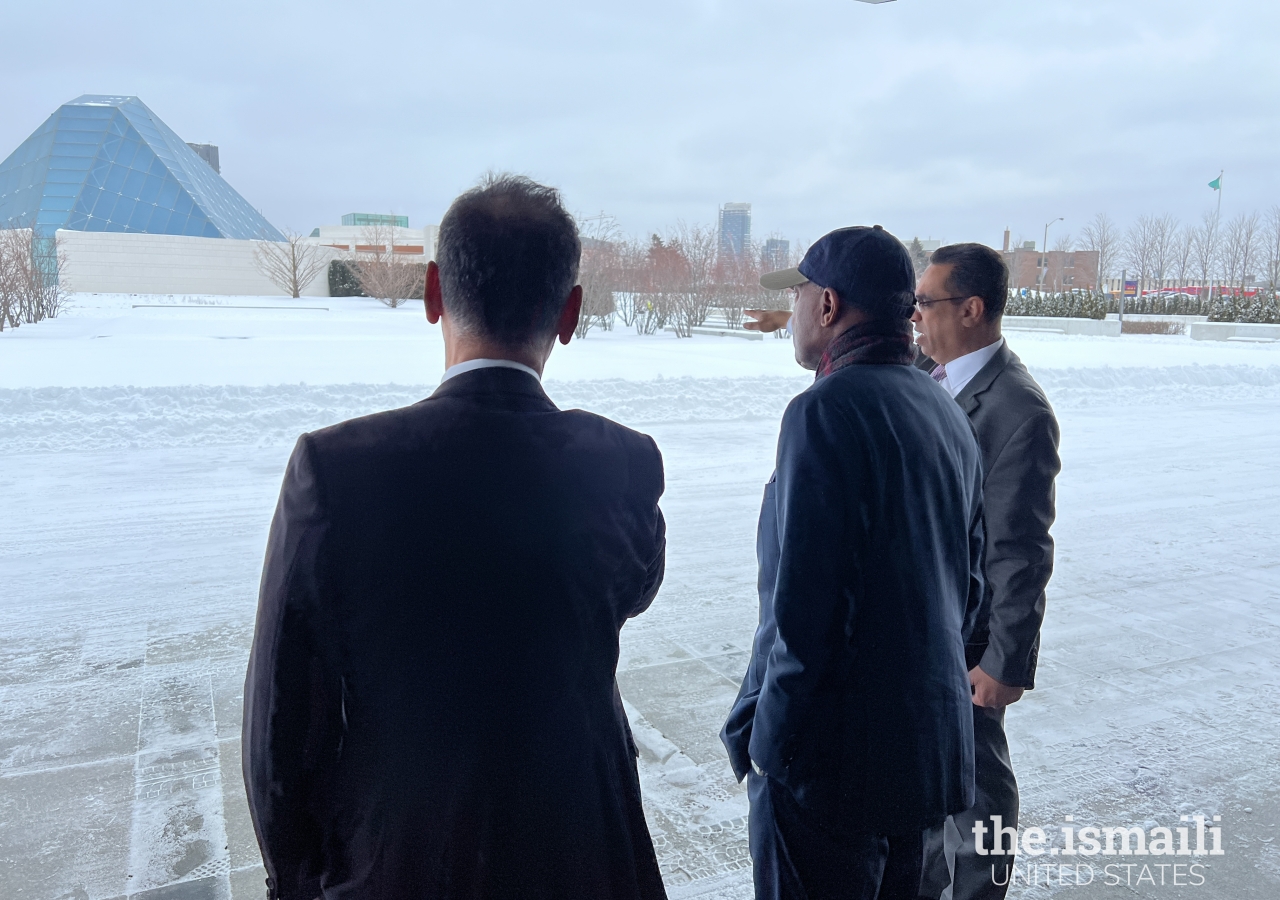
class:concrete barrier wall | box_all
[1106,313,1209,325]
[58,230,337,297]
[1189,322,1280,342]
[1004,316,1122,336]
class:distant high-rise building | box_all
[718,202,751,258]
[762,237,790,272]
[186,143,220,174]
[342,212,409,228]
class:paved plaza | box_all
[2,383,1278,898]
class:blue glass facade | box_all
[0,95,284,240]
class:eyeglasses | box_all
[913,295,969,311]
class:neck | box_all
[443,323,550,376]
[939,327,1002,365]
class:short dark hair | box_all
[436,174,581,347]
[930,242,1009,322]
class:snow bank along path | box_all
[2,365,1279,455]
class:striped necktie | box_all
[931,363,948,383]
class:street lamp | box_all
[1039,217,1064,292]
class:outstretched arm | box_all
[743,310,793,333]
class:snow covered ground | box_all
[2,294,1279,899]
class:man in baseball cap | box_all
[721,226,985,899]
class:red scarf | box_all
[816,317,915,377]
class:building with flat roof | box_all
[718,203,751,259]
[1003,247,1101,291]
[341,213,409,228]
[762,237,790,272]
[307,223,438,260]
[186,143,220,174]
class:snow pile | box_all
[3,366,1278,455]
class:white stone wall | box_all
[57,230,338,297]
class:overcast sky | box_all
[5,0,1276,250]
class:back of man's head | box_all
[436,174,581,349]
[930,243,1009,321]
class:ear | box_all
[959,295,986,328]
[818,287,842,328]
[556,285,584,345]
[425,261,444,324]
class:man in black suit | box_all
[243,175,668,900]
[721,226,986,900]
[912,243,1061,900]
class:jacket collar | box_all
[953,339,1015,414]
[427,365,556,409]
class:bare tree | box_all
[253,232,329,298]
[1219,213,1261,295]
[1148,214,1179,292]
[648,233,690,336]
[668,223,718,337]
[715,240,767,329]
[1123,215,1158,293]
[352,222,422,307]
[611,238,652,331]
[1264,206,1280,290]
[1191,212,1220,302]
[575,214,624,338]
[1080,213,1119,289]
[0,227,66,330]
[1052,231,1074,252]
[1172,226,1195,291]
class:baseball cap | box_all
[760,225,916,317]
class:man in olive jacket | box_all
[912,243,1062,900]
[243,176,668,900]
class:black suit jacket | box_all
[243,366,668,900]
[721,363,985,833]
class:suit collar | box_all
[428,365,556,408]
[953,339,1015,413]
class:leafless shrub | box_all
[1121,320,1185,335]
[352,223,422,307]
[253,232,329,298]
[0,227,66,330]
[713,241,772,329]
[611,239,652,331]
[663,223,718,338]
[575,214,624,338]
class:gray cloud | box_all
[4,0,1276,249]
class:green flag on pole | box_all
[1209,176,1221,190]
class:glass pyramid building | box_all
[0,95,284,240]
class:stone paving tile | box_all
[0,758,135,899]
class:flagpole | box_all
[1216,170,1223,221]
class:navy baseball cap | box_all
[760,225,916,317]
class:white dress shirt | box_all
[440,357,541,383]
[935,337,1004,398]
